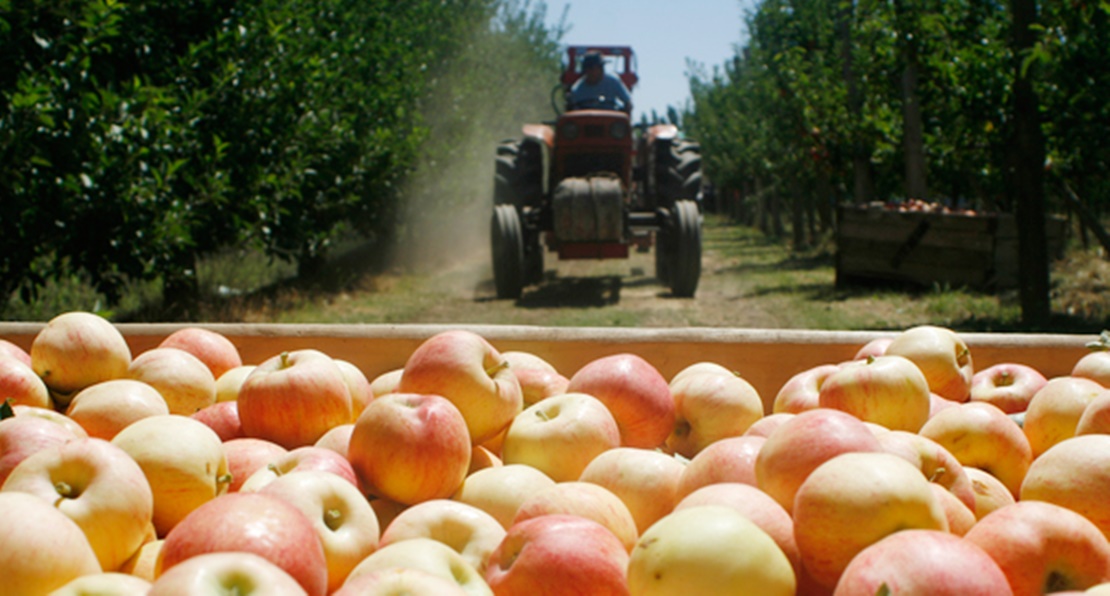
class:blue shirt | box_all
[568,73,632,112]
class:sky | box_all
[543,0,755,122]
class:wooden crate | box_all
[0,323,1094,415]
[836,206,1067,290]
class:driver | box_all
[568,52,632,115]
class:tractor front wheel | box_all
[660,199,701,297]
[491,205,525,299]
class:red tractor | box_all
[491,45,703,299]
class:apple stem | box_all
[267,463,282,476]
[866,355,876,364]
[486,360,510,378]
[325,508,342,531]
[54,481,74,498]
[535,408,552,422]
[927,467,946,483]
[217,473,233,487]
[1086,330,1110,352]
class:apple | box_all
[875,429,976,512]
[965,466,1017,520]
[259,470,381,593]
[674,483,800,576]
[670,361,736,384]
[676,435,765,500]
[378,498,505,575]
[239,445,359,493]
[1077,391,1110,435]
[111,414,231,536]
[118,538,163,582]
[969,363,1049,414]
[666,367,763,458]
[2,437,153,571]
[214,364,256,402]
[64,379,170,440]
[334,359,373,420]
[349,392,471,505]
[334,567,468,596]
[397,330,523,445]
[512,481,638,553]
[1022,376,1107,458]
[930,483,977,536]
[487,514,630,596]
[468,444,502,475]
[0,413,84,485]
[754,408,882,513]
[221,437,288,493]
[918,401,1033,498]
[0,357,50,408]
[771,363,841,415]
[853,336,893,360]
[50,572,152,595]
[578,446,686,534]
[628,505,795,596]
[1073,348,1110,387]
[792,452,948,590]
[314,422,353,457]
[502,350,570,407]
[158,492,327,596]
[500,392,620,482]
[127,347,217,415]
[929,392,961,419]
[148,551,309,595]
[565,352,675,449]
[0,491,101,594]
[342,537,491,595]
[742,412,794,438]
[158,327,243,381]
[1020,434,1110,540]
[11,404,88,438]
[833,529,1012,596]
[237,349,353,449]
[964,500,1110,594]
[0,337,32,366]
[31,310,131,407]
[368,367,403,398]
[818,354,932,432]
[190,400,242,442]
[451,463,557,530]
[884,324,974,402]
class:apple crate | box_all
[0,323,1093,414]
[836,205,1068,290]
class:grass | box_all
[4,214,1109,333]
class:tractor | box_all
[490,45,704,300]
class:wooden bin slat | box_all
[0,323,1094,414]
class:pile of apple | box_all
[2,313,1110,595]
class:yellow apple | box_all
[127,347,216,415]
[1021,434,1110,540]
[884,324,974,402]
[31,311,131,408]
[666,367,763,458]
[512,481,639,553]
[378,498,505,575]
[500,392,620,482]
[918,401,1032,498]
[64,379,170,440]
[578,446,686,534]
[451,463,556,530]
[1023,376,1107,458]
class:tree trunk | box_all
[1009,0,1050,327]
[838,1,872,205]
[900,38,928,200]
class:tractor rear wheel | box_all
[657,139,703,207]
[667,200,702,297]
[491,205,525,299]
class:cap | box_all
[582,52,603,70]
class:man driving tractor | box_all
[567,51,633,115]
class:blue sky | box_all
[543,0,755,121]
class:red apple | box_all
[676,435,765,500]
[239,445,359,493]
[31,310,132,407]
[500,392,620,482]
[237,349,352,449]
[502,350,570,407]
[0,491,101,594]
[0,338,32,366]
[1073,348,1110,388]
[149,551,308,595]
[833,529,1012,596]
[754,408,882,513]
[158,492,327,596]
[930,482,977,536]
[487,514,630,596]
[314,423,353,458]
[398,330,523,445]
[158,327,243,381]
[969,363,1048,414]
[884,324,974,402]
[918,401,1032,498]
[65,379,170,440]
[0,413,84,485]
[12,404,88,437]
[966,466,1017,520]
[772,363,841,415]
[349,392,471,505]
[853,336,893,360]
[334,359,373,420]
[964,500,1110,594]
[876,429,976,513]
[742,412,794,438]
[818,354,932,432]
[127,347,217,415]
[0,357,50,409]
[221,437,288,493]
[190,400,242,442]
[1077,391,1110,435]
[512,481,638,553]
[1020,434,1110,540]
[565,352,675,449]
